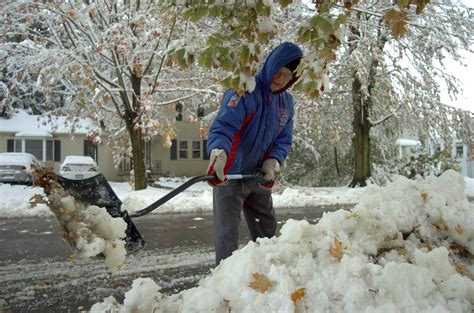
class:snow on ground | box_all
[1,172,473,312]
[0,177,365,218]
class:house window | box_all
[119,153,133,172]
[25,140,43,160]
[170,139,208,161]
[179,141,188,159]
[455,143,463,158]
[8,138,60,161]
[192,141,201,159]
[14,140,22,152]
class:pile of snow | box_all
[0,184,50,217]
[92,170,474,312]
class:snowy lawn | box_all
[0,177,366,218]
[0,172,473,312]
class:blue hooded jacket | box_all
[207,42,303,175]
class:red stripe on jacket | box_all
[224,113,256,174]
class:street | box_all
[0,205,351,312]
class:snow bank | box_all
[92,170,474,312]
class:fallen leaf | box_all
[397,246,406,256]
[347,212,360,219]
[291,288,305,303]
[455,224,464,235]
[434,220,448,231]
[29,194,47,208]
[329,238,344,261]
[455,265,474,280]
[248,273,272,293]
[421,191,428,202]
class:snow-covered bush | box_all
[372,151,460,186]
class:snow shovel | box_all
[57,173,271,252]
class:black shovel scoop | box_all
[58,173,270,252]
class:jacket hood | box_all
[257,42,303,94]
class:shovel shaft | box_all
[130,174,271,218]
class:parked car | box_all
[59,155,100,180]
[0,152,41,185]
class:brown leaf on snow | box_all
[329,238,344,261]
[397,246,406,256]
[346,212,360,219]
[455,265,474,281]
[434,220,448,231]
[455,224,464,235]
[29,194,47,208]
[291,288,305,303]
[248,273,272,293]
[421,191,428,202]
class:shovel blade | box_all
[57,174,145,252]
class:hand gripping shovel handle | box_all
[130,174,271,218]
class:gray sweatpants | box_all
[213,179,277,265]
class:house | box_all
[395,131,474,178]
[0,109,210,182]
[427,137,474,178]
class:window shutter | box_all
[203,140,209,160]
[7,139,14,152]
[54,140,61,162]
[170,139,177,160]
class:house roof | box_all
[395,138,421,146]
[0,110,93,135]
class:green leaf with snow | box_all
[309,16,334,36]
[278,0,294,8]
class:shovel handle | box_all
[130,174,271,218]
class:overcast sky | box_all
[441,50,473,112]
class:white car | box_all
[0,152,41,185]
[59,155,100,180]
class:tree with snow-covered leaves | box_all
[0,0,220,190]
[326,0,473,186]
[166,0,473,187]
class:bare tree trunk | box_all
[349,77,371,187]
[348,22,387,187]
[127,73,147,191]
[130,126,147,190]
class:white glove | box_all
[261,159,280,182]
[207,149,227,182]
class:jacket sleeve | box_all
[268,96,294,164]
[207,91,247,155]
